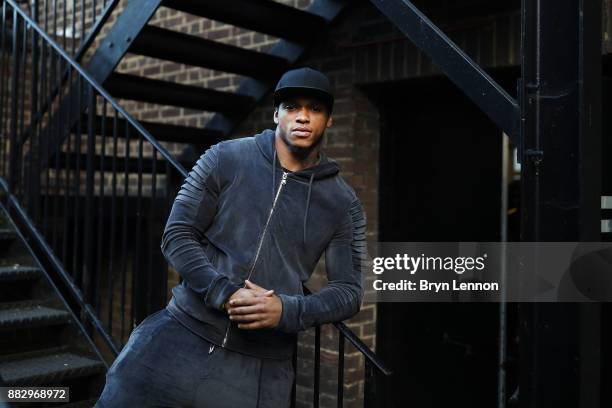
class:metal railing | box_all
[0,0,391,405]
[1,0,185,357]
[13,0,119,59]
[298,285,392,407]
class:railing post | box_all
[313,325,321,408]
[519,0,602,407]
[29,27,41,224]
[9,7,20,191]
[83,83,96,307]
[337,332,344,407]
[364,360,375,408]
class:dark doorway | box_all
[365,70,517,407]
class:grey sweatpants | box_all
[94,308,294,408]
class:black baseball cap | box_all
[273,67,334,113]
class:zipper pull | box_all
[281,171,288,184]
[209,345,215,354]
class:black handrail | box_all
[303,285,392,376]
[301,285,392,407]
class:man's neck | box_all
[275,135,321,172]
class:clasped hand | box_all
[225,280,282,330]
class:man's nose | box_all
[296,108,309,122]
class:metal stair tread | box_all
[0,347,105,385]
[0,265,41,281]
[0,228,16,241]
[50,151,192,174]
[0,301,71,329]
[77,114,223,145]
[103,72,254,113]
[162,0,327,43]
[130,25,288,80]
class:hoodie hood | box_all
[255,129,339,244]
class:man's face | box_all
[274,96,333,155]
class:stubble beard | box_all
[279,128,325,161]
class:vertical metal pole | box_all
[577,0,603,405]
[498,133,510,408]
[290,337,297,408]
[135,131,143,320]
[337,332,344,407]
[107,109,118,337]
[364,360,375,408]
[0,2,7,179]
[314,325,321,408]
[29,18,41,225]
[519,1,602,407]
[18,20,27,201]
[84,84,95,306]
[9,8,20,190]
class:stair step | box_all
[130,25,288,80]
[0,347,105,386]
[0,301,71,331]
[0,266,41,282]
[0,228,17,242]
[162,0,327,43]
[49,151,190,174]
[104,73,254,113]
[77,114,223,145]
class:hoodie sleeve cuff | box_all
[276,294,301,333]
[205,276,242,311]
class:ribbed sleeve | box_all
[160,143,241,311]
[276,197,366,333]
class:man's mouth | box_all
[291,127,312,137]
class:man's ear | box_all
[273,107,279,124]
[326,115,333,128]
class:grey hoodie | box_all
[161,129,366,360]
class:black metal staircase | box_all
[0,207,106,407]
[0,0,391,406]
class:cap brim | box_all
[273,87,334,110]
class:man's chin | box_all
[279,131,323,157]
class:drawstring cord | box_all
[303,173,314,245]
[272,148,277,202]
[273,142,316,244]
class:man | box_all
[95,67,367,408]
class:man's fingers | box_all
[244,280,263,290]
[230,313,265,323]
[228,304,265,315]
[228,297,260,307]
[260,289,274,297]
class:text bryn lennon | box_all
[373,279,500,292]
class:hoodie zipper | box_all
[220,171,289,349]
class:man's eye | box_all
[284,104,295,110]
[311,105,322,112]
